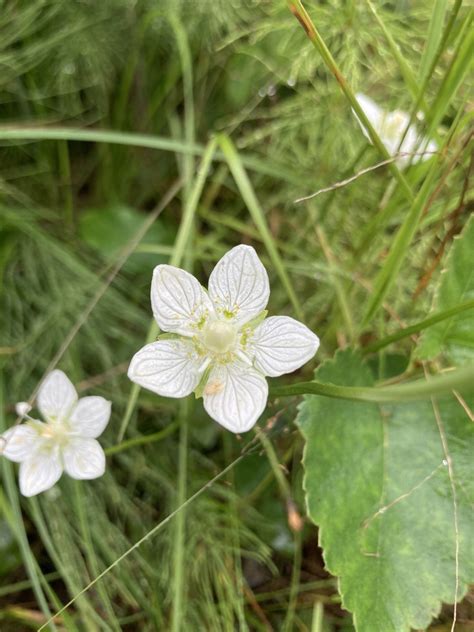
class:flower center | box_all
[36,422,69,447]
[201,320,237,354]
[41,425,56,438]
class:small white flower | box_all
[128,245,319,433]
[354,93,437,168]
[15,402,32,417]
[1,370,111,497]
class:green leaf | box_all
[296,349,474,632]
[416,215,474,363]
[79,205,175,274]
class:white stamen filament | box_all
[198,357,211,374]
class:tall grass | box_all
[0,1,472,630]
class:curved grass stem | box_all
[271,364,474,402]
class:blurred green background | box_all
[0,1,472,630]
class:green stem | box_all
[363,299,474,354]
[171,403,189,632]
[362,186,433,323]
[256,428,292,500]
[169,12,195,201]
[106,423,179,456]
[73,484,119,631]
[271,364,474,402]
[223,434,248,630]
[0,572,61,599]
[311,601,324,632]
[117,320,158,442]
[170,136,217,267]
[284,529,302,632]
[168,119,214,632]
[37,453,250,631]
[316,226,355,344]
[255,429,302,631]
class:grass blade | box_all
[361,158,440,326]
[418,0,450,83]
[363,299,474,355]
[0,126,306,186]
[425,10,474,138]
[36,453,251,631]
[218,133,304,320]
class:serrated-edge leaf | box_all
[296,349,474,632]
[416,215,474,362]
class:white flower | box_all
[128,245,319,433]
[15,402,32,417]
[354,93,437,168]
[1,370,111,497]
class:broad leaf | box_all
[416,215,474,363]
[79,205,175,274]
[296,349,473,632]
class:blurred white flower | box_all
[15,402,32,417]
[355,93,437,168]
[1,370,111,497]
[128,245,319,433]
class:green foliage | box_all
[0,520,21,578]
[418,0,450,83]
[0,0,473,629]
[417,215,474,364]
[297,350,474,632]
[79,205,175,273]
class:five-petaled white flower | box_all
[355,93,437,168]
[0,370,110,497]
[128,245,319,433]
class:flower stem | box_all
[255,429,302,632]
[106,422,179,456]
[224,434,248,630]
[271,364,474,402]
[171,401,189,632]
